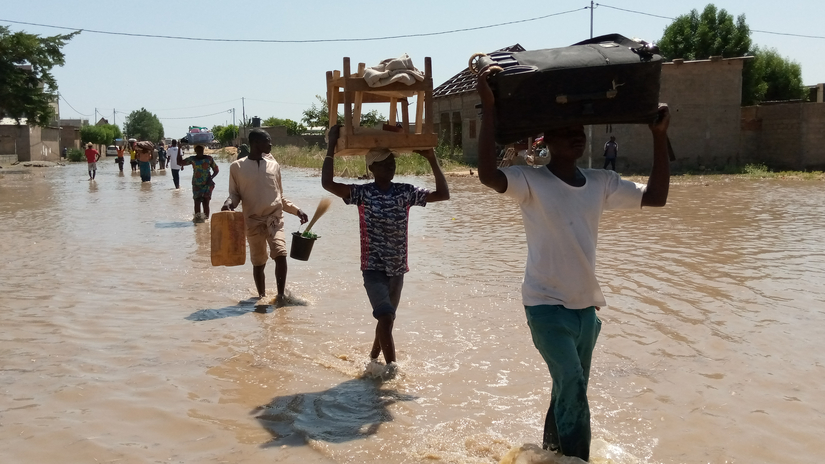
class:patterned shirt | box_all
[345,182,429,276]
[179,155,218,187]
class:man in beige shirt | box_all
[222,129,308,303]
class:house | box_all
[58,118,86,154]
[0,65,61,163]
[432,44,525,164]
[0,117,61,163]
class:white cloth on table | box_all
[363,53,424,88]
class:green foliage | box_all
[434,140,464,163]
[0,26,79,127]
[754,48,807,101]
[123,108,164,142]
[659,4,806,105]
[659,5,751,61]
[262,117,306,136]
[301,95,384,129]
[359,109,385,128]
[212,124,238,145]
[743,163,770,175]
[301,95,336,128]
[80,123,121,145]
[66,148,83,162]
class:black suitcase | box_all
[478,34,662,145]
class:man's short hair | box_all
[248,129,270,144]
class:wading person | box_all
[603,135,619,171]
[475,67,671,462]
[115,144,125,173]
[178,143,219,221]
[167,139,183,189]
[221,129,308,304]
[84,142,100,180]
[128,139,138,173]
[321,125,450,376]
[136,141,153,182]
[157,142,167,170]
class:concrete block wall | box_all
[801,104,825,170]
[595,57,747,173]
[745,102,825,170]
[432,93,481,163]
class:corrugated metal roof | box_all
[433,44,526,98]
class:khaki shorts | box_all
[247,225,287,266]
[87,162,97,170]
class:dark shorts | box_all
[362,270,404,320]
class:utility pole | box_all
[241,98,246,142]
[113,109,116,125]
[587,0,594,169]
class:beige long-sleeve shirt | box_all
[228,154,299,234]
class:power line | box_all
[154,99,240,112]
[596,3,825,40]
[158,109,232,120]
[0,9,586,43]
[594,3,674,21]
[244,97,310,106]
[57,92,91,117]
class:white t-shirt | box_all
[502,166,645,308]
[167,146,181,169]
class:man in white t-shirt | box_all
[167,139,183,189]
[475,67,671,462]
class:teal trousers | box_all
[525,304,601,462]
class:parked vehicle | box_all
[105,145,118,156]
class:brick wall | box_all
[594,57,746,173]
[742,102,825,170]
[432,93,481,163]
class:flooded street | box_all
[1,160,824,463]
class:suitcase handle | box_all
[468,53,496,75]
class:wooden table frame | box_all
[326,56,437,156]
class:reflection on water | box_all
[1,163,824,464]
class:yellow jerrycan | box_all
[210,211,246,266]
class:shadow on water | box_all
[251,378,418,448]
[185,298,271,321]
[155,221,195,229]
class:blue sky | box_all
[3,0,823,139]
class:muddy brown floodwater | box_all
[1,161,824,463]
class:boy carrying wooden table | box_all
[321,125,449,378]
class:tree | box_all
[753,47,806,102]
[301,95,385,129]
[659,4,805,105]
[0,26,79,127]
[262,116,306,136]
[80,123,122,146]
[123,108,164,142]
[360,109,385,128]
[302,95,336,128]
[212,124,238,145]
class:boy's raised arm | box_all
[417,149,450,202]
[641,104,671,207]
[476,68,508,194]
[321,125,352,200]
